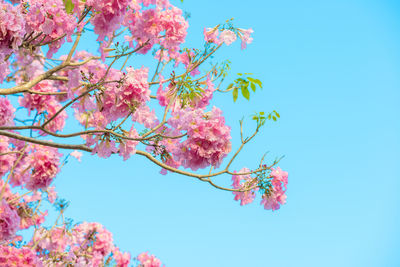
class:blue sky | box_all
[45,0,400,266]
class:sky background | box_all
[43,0,400,266]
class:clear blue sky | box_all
[48,0,400,266]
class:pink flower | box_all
[46,186,57,203]
[261,167,288,211]
[86,0,130,42]
[33,227,71,254]
[114,249,131,267]
[270,167,288,190]
[0,97,15,126]
[0,137,16,177]
[232,168,259,206]
[168,107,232,170]
[92,139,118,158]
[101,67,150,122]
[220,30,237,46]
[204,27,220,44]
[25,0,77,57]
[124,4,188,56]
[0,2,26,83]
[0,245,43,266]
[119,128,139,161]
[19,81,57,114]
[0,200,20,241]
[261,188,287,211]
[73,222,114,257]
[25,145,61,191]
[70,150,83,162]
[237,28,254,49]
[137,252,162,267]
[132,105,158,128]
[42,100,68,133]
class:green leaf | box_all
[272,116,277,121]
[233,87,238,102]
[248,77,262,88]
[227,83,234,90]
[275,111,280,118]
[250,82,256,92]
[63,0,75,14]
[241,86,250,100]
[260,111,265,115]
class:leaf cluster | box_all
[229,73,262,102]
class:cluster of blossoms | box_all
[0,0,78,80]
[204,26,254,49]
[0,199,20,241]
[137,252,163,267]
[0,97,15,127]
[231,168,259,206]
[25,0,78,58]
[0,245,42,266]
[0,1,25,82]
[124,0,188,58]
[85,0,131,43]
[6,143,62,190]
[232,167,288,211]
[102,67,151,121]
[261,167,288,211]
[167,107,231,171]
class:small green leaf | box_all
[227,83,233,90]
[272,116,277,121]
[241,86,250,100]
[248,77,262,88]
[260,112,265,115]
[237,73,243,76]
[275,112,280,118]
[233,87,238,102]
[63,0,75,14]
[250,82,256,92]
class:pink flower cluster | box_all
[7,144,61,190]
[124,2,188,57]
[25,145,62,191]
[137,252,163,267]
[0,199,20,241]
[25,0,77,57]
[0,245,42,267]
[86,0,131,42]
[19,81,56,113]
[0,137,16,177]
[231,168,259,206]
[0,97,15,126]
[0,1,25,82]
[168,107,231,170]
[119,127,139,161]
[73,222,115,264]
[33,222,132,266]
[261,167,288,211]
[103,67,151,121]
[204,27,253,49]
